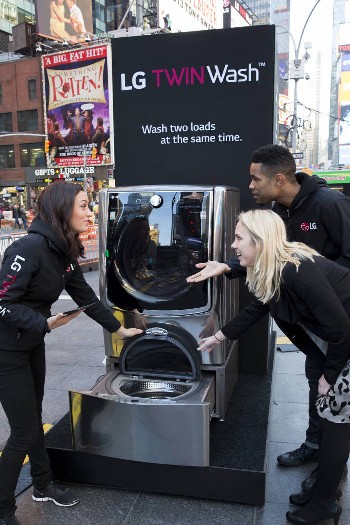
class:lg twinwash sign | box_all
[112,26,275,207]
[120,62,262,90]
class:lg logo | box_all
[120,72,146,90]
[301,222,317,231]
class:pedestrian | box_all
[187,143,350,487]
[198,209,348,525]
[11,205,21,230]
[92,200,99,223]
[19,206,27,230]
[0,181,143,525]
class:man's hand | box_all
[186,261,231,283]
[318,374,331,396]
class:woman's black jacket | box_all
[0,217,120,350]
[221,256,350,386]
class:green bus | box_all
[311,169,350,196]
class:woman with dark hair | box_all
[0,182,143,525]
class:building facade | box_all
[0,55,44,206]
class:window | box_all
[0,145,15,169]
[17,8,33,24]
[28,79,37,100]
[0,113,12,132]
[20,143,45,167]
[17,109,38,132]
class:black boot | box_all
[301,463,348,492]
[277,443,319,467]
[288,418,350,524]
[286,500,341,525]
[289,486,342,506]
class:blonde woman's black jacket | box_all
[221,256,350,386]
[0,217,120,350]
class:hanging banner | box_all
[42,44,114,167]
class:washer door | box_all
[119,323,201,381]
[106,189,211,312]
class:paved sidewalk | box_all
[1,270,349,525]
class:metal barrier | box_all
[0,233,27,266]
[0,228,99,270]
[79,227,99,271]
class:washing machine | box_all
[70,185,239,466]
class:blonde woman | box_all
[198,209,350,525]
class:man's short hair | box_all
[251,144,296,179]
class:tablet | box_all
[62,301,98,316]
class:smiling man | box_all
[187,144,350,482]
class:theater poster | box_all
[42,44,114,167]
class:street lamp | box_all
[288,40,312,153]
[277,0,322,153]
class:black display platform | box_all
[45,339,275,506]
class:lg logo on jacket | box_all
[300,222,317,231]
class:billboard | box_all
[111,26,275,209]
[158,0,221,32]
[339,71,350,148]
[341,53,350,72]
[35,0,93,43]
[42,44,114,167]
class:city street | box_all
[1,2,350,524]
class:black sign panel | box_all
[111,26,275,210]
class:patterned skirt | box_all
[316,358,350,423]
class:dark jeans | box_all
[305,356,324,448]
[0,344,52,517]
[312,417,350,507]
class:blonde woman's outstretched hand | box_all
[197,336,219,353]
[186,261,231,283]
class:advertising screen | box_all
[35,0,93,43]
[42,44,114,167]
[159,0,221,32]
[111,26,275,210]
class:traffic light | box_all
[91,146,97,159]
[44,140,51,153]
